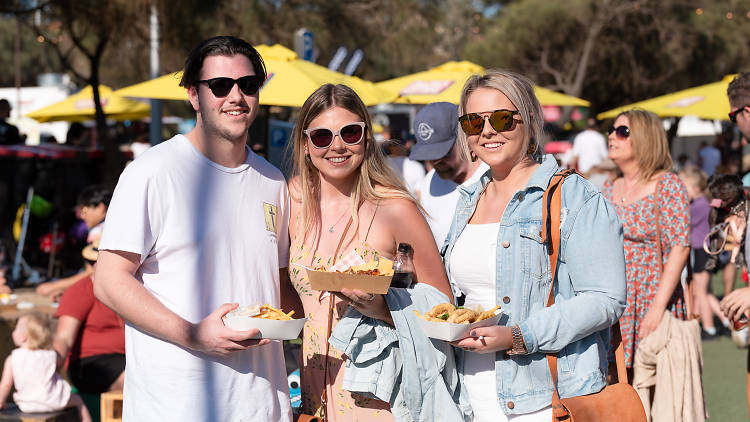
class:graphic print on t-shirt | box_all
[264,203,278,232]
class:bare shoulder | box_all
[378,196,420,216]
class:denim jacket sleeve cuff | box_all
[517,320,538,355]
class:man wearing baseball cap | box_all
[411,102,488,247]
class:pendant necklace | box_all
[328,208,349,233]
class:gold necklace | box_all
[327,207,349,233]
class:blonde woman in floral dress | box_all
[602,109,690,374]
[285,84,452,421]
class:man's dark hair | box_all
[179,36,266,89]
[727,73,750,107]
[0,99,10,115]
[77,185,113,208]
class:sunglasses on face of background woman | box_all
[607,125,630,139]
[458,109,520,135]
[304,122,366,149]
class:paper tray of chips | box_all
[416,310,503,342]
[223,315,307,340]
[305,269,392,294]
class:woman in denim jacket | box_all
[444,69,627,420]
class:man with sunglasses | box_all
[721,73,750,349]
[94,36,293,421]
[410,102,488,247]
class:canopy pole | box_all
[149,2,162,145]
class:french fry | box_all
[256,304,294,320]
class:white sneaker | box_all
[731,325,749,349]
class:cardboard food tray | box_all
[223,316,307,340]
[417,310,503,342]
[305,268,392,294]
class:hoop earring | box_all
[470,150,478,162]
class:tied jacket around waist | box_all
[329,283,473,422]
[442,155,628,415]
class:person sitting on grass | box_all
[0,312,92,422]
[36,185,111,301]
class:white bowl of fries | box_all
[414,303,503,342]
[223,304,306,340]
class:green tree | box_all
[465,0,750,114]
[0,14,63,87]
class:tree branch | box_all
[539,43,564,88]
[22,19,89,82]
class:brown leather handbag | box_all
[541,169,646,422]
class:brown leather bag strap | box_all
[541,170,570,418]
[319,216,354,420]
[541,170,630,419]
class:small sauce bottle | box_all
[390,243,414,288]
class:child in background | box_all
[679,166,729,338]
[0,312,91,421]
[36,185,112,301]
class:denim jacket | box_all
[329,283,473,422]
[442,154,627,415]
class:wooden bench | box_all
[0,405,77,422]
[99,392,122,422]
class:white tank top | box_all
[449,223,553,421]
[11,348,71,413]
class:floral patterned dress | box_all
[602,172,690,367]
[288,213,393,421]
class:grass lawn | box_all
[702,268,748,420]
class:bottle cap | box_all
[397,243,412,254]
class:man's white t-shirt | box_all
[415,162,489,248]
[572,129,608,174]
[387,156,426,195]
[99,135,292,422]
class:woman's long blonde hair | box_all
[290,84,418,241]
[617,109,673,181]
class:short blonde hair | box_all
[616,109,673,181]
[678,165,708,196]
[457,69,545,163]
[18,312,52,350]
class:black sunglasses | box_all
[197,75,264,97]
[304,122,366,149]
[459,110,519,135]
[607,125,630,139]
[729,106,748,124]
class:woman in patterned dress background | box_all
[285,84,452,421]
[602,109,691,376]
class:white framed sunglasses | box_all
[304,122,366,149]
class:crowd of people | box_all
[0,35,748,421]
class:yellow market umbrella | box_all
[114,44,396,107]
[376,61,590,107]
[26,85,150,123]
[597,75,737,121]
[114,72,185,101]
